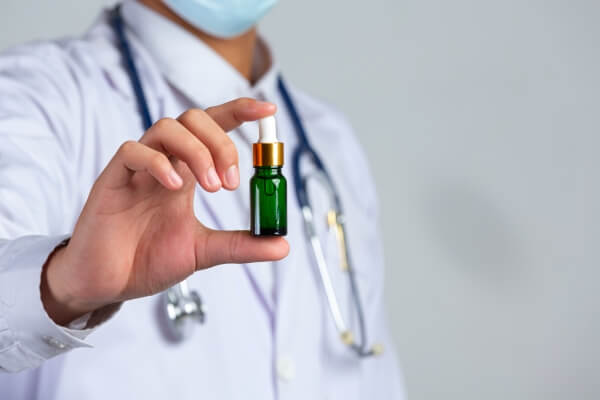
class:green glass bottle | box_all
[250,167,287,236]
[250,116,287,236]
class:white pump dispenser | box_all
[258,116,278,143]
[253,115,283,167]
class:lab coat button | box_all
[43,335,68,349]
[276,356,296,382]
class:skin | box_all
[139,0,257,81]
[40,0,288,325]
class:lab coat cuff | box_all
[0,235,93,364]
[61,302,122,340]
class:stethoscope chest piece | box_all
[163,282,205,342]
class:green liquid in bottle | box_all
[250,166,287,236]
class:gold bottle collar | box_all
[253,142,284,167]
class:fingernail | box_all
[168,169,183,187]
[207,167,221,188]
[253,100,276,111]
[225,165,239,188]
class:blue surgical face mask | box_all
[162,0,278,38]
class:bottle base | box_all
[251,227,287,237]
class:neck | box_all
[138,0,257,82]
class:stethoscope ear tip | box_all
[340,331,384,357]
[371,343,384,356]
[340,331,354,345]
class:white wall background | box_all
[1,1,598,399]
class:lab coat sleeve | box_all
[0,43,118,373]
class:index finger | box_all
[205,98,277,132]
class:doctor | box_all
[0,0,405,398]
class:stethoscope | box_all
[110,7,381,357]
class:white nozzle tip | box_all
[258,116,278,143]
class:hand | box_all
[41,98,289,325]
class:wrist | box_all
[40,241,99,326]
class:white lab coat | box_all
[0,2,405,399]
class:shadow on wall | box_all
[422,180,526,284]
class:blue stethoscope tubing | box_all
[276,80,370,356]
[110,6,372,356]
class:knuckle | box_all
[213,139,238,165]
[193,143,212,164]
[150,152,169,170]
[118,140,138,156]
[228,231,242,261]
[153,117,177,132]
[180,108,208,123]
[203,104,217,115]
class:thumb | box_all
[196,228,290,268]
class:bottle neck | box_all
[254,166,282,176]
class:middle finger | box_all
[177,108,240,190]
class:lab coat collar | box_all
[120,0,280,111]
